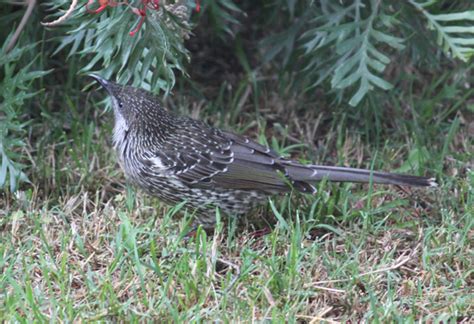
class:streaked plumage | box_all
[91,75,437,228]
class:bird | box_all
[90,75,437,229]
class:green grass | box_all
[1,59,473,322]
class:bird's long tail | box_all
[283,162,437,193]
[308,165,437,187]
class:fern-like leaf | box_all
[43,0,192,93]
[408,1,474,62]
[301,0,405,106]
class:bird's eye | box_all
[118,101,124,108]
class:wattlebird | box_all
[91,75,437,228]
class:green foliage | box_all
[44,0,193,93]
[0,35,49,191]
[408,0,474,62]
[25,0,474,106]
[200,0,242,37]
[306,0,404,106]
[261,0,474,106]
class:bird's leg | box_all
[183,222,215,240]
[249,227,272,238]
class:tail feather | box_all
[284,163,437,188]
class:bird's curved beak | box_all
[89,74,110,89]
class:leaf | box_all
[45,0,190,93]
[206,0,242,38]
[0,34,49,191]
[297,1,403,106]
[408,1,474,62]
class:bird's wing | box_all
[140,122,316,193]
[138,121,234,185]
[213,131,317,193]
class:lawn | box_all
[1,60,473,321]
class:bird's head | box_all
[90,75,137,121]
[89,74,165,126]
